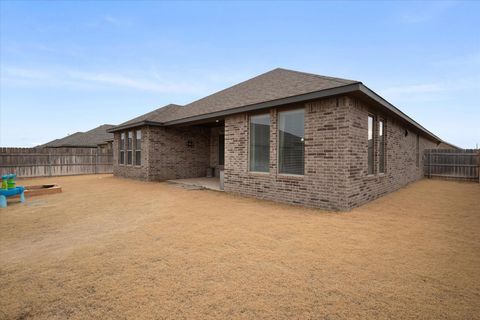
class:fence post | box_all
[95,148,98,174]
[48,151,52,177]
[427,150,431,178]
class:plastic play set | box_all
[0,174,25,208]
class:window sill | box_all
[365,173,386,180]
[277,173,304,180]
[248,171,270,176]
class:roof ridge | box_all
[275,67,359,85]
[183,69,286,108]
[184,68,358,109]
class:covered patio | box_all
[161,118,225,187]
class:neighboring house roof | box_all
[38,132,83,148]
[109,68,442,143]
[40,124,115,148]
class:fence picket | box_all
[424,149,479,182]
[0,147,113,178]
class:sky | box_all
[0,1,479,148]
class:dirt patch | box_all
[1,174,479,319]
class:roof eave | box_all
[108,82,442,144]
[358,84,442,143]
[164,83,362,126]
[108,120,164,132]
[46,145,98,148]
[440,141,462,150]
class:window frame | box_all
[378,118,386,174]
[367,114,375,175]
[127,131,133,165]
[277,108,305,176]
[248,113,271,173]
[135,129,142,166]
[119,132,125,165]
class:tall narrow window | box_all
[135,130,141,165]
[127,131,133,165]
[379,119,385,173]
[279,109,304,175]
[367,115,374,175]
[119,132,125,164]
[249,114,270,172]
[416,134,420,167]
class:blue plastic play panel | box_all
[0,186,26,208]
[0,187,25,197]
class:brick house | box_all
[39,124,115,151]
[109,68,448,210]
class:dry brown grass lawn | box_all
[0,175,479,319]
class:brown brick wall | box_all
[224,98,350,210]
[114,95,439,210]
[113,125,210,181]
[147,126,210,180]
[113,128,148,180]
[224,95,439,210]
[345,97,438,208]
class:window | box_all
[367,115,374,175]
[218,134,225,166]
[135,130,141,165]
[249,114,270,172]
[119,132,125,164]
[416,134,420,167]
[379,119,385,173]
[127,131,133,165]
[278,109,304,175]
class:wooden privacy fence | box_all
[0,147,113,178]
[424,149,479,182]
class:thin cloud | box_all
[1,66,215,94]
[382,76,479,97]
[382,83,444,95]
[102,15,131,27]
[398,1,456,24]
[378,77,480,106]
[431,52,480,67]
[84,15,132,29]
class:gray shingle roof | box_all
[111,68,358,130]
[163,68,358,123]
[40,124,115,148]
[116,104,182,128]
[108,68,442,143]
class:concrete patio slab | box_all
[167,177,222,191]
